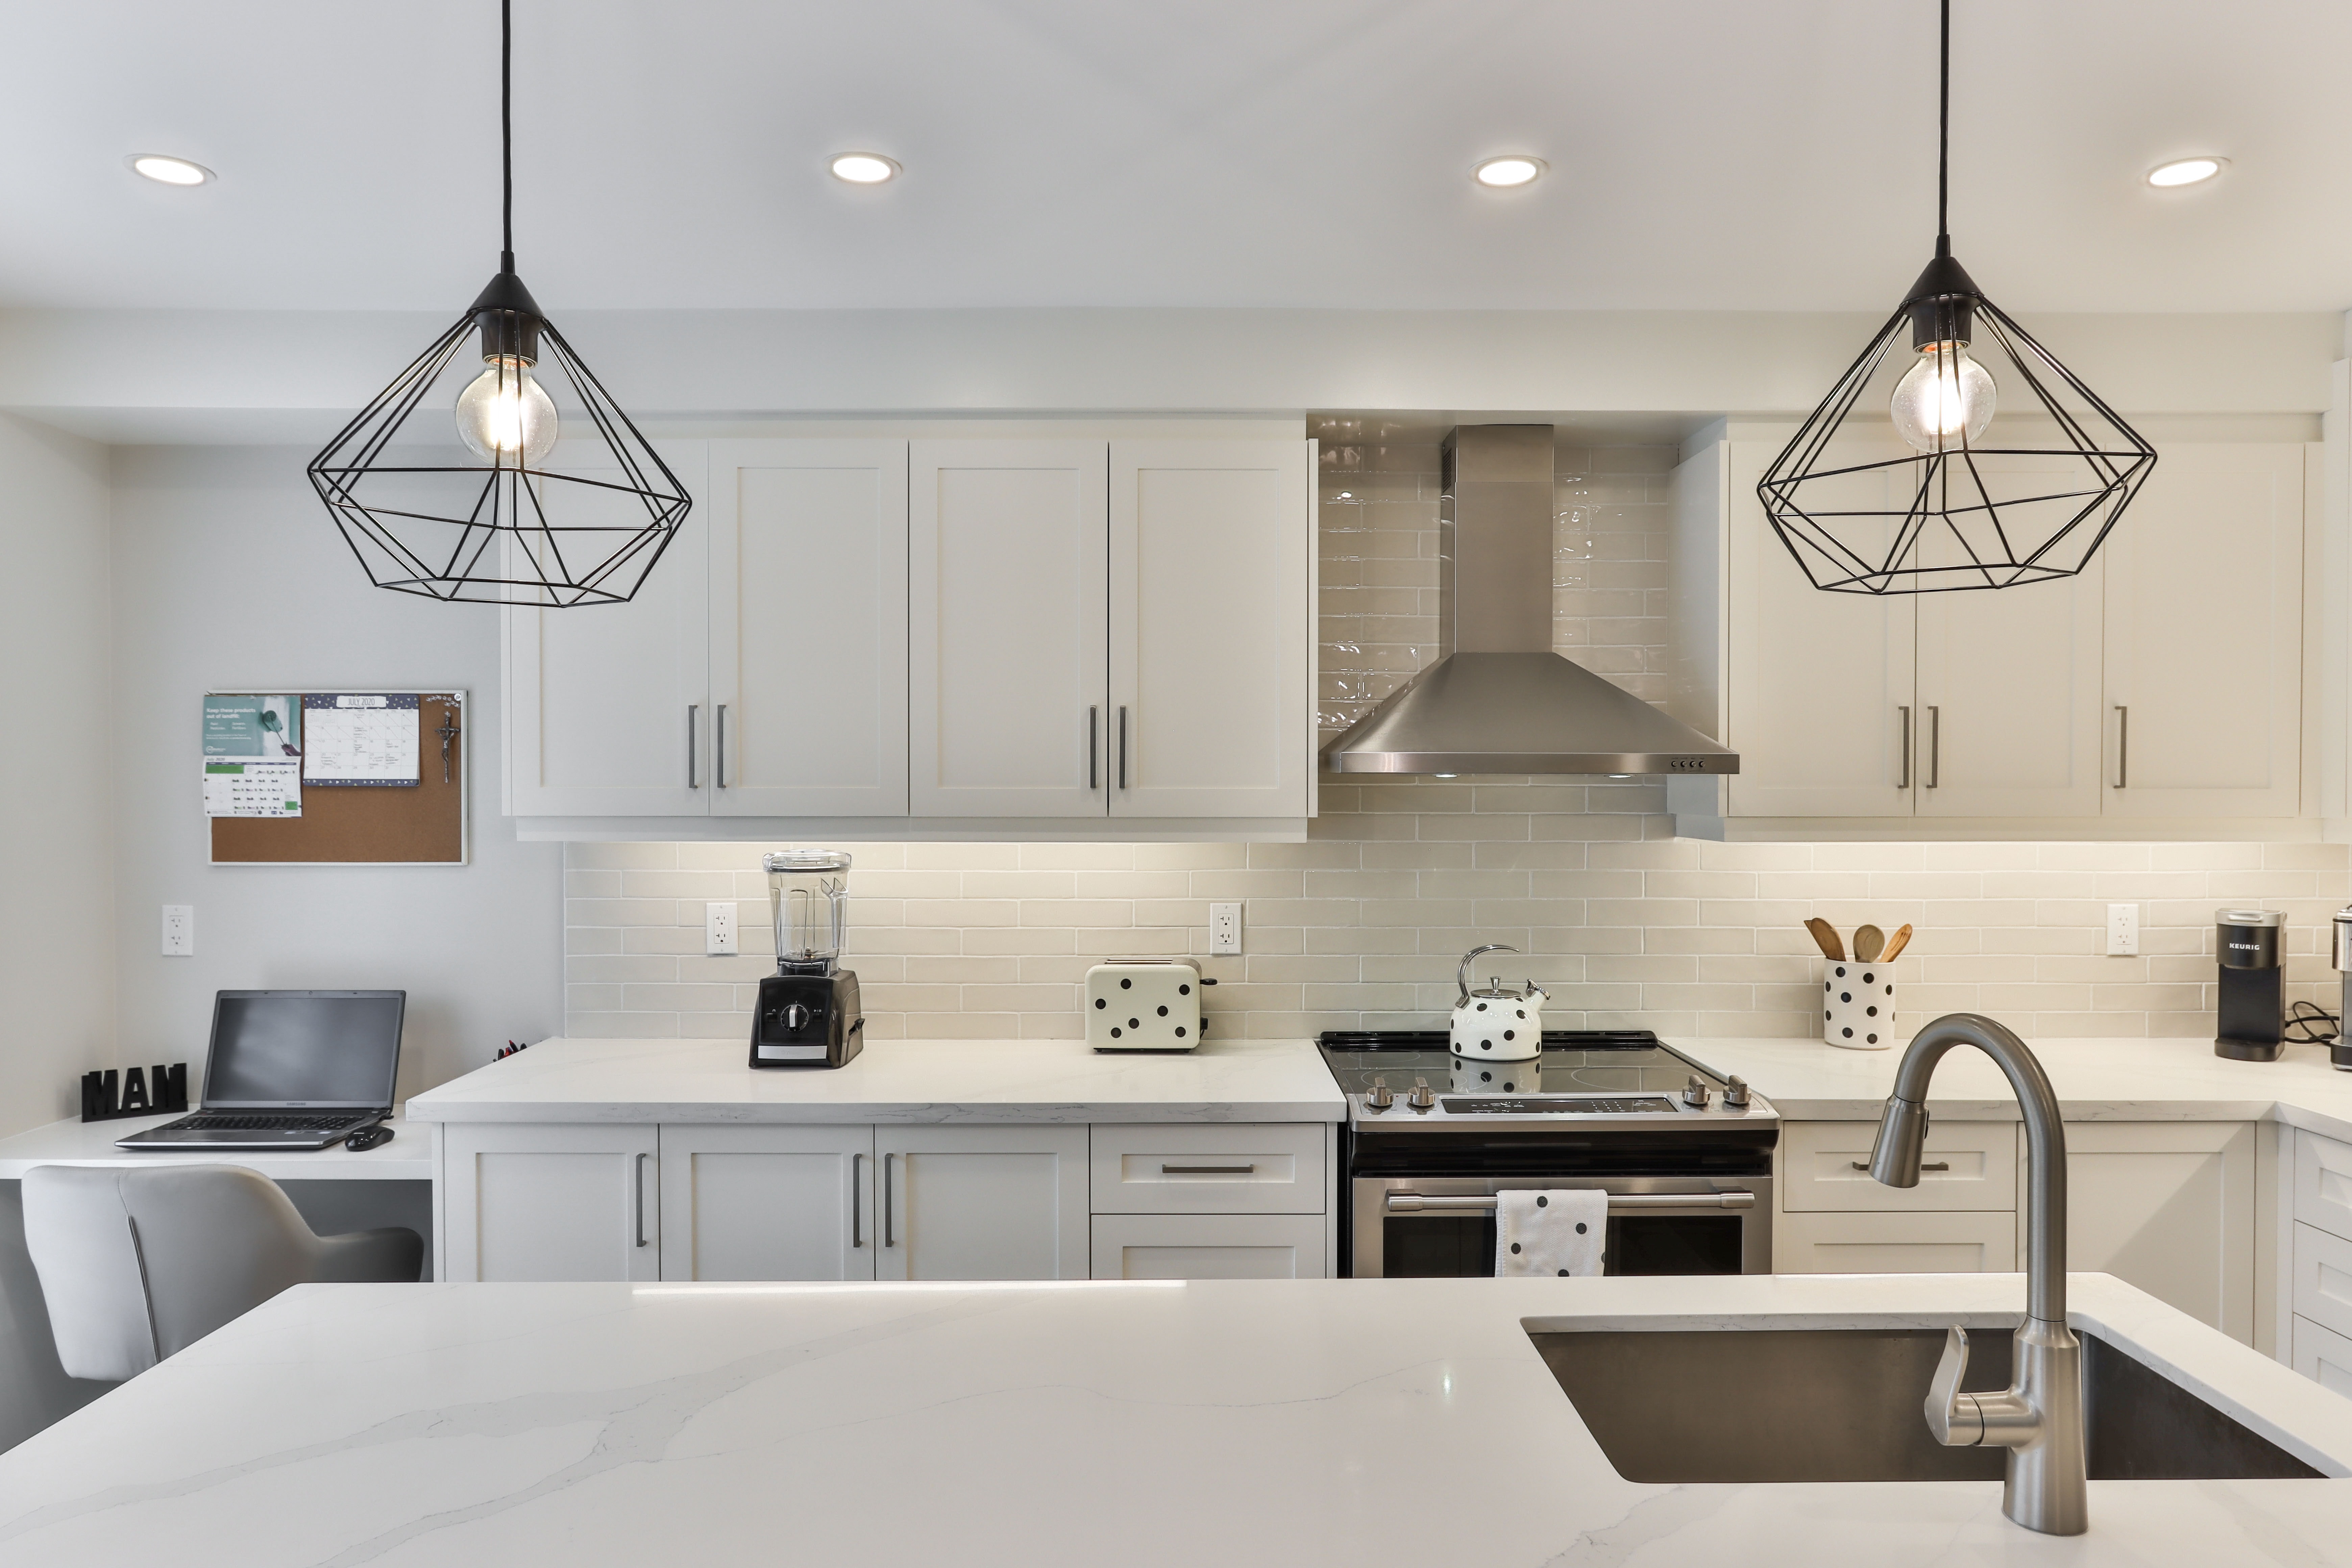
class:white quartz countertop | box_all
[403,1036,1345,1125]
[1681,1035,2352,1140]
[0,1112,431,1180]
[4,1271,2349,1566]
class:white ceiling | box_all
[3,0,2345,314]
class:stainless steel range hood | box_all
[1320,425,1738,777]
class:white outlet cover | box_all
[704,902,738,956]
[161,904,194,957]
[1209,902,1243,955]
[2105,902,2140,956]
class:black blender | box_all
[750,850,863,1069]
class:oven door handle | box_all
[1383,1192,1755,1214]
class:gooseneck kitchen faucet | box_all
[1867,1013,2086,1536]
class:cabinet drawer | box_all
[2293,1222,2352,1342]
[1774,1209,2015,1274]
[1091,1213,1328,1279]
[1782,1120,2016,1212]
[1089,1123,1326,1215]
[2295,1131,2352,1244]
[2293,1314,2352,1399]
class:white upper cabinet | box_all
[910,440,1110,818]
[1110,440,1313,818]
[708,440,910,817]
[1725,439,1917,818]
[504,440,711,817]
[2101,444,2305,818]
[1915,554,2103,818]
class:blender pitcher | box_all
[751,850,864,1068]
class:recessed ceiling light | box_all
[1473,156,1545,189]
[128,154,213,187]
[2147,156,2225,188]
[830,152,900,185]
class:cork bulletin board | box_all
[208,690,468,865]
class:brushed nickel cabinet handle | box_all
[1925,705,1940,789]
[634,1152,650,1247]
[1897,705,1912,790]
[851,1151,863,1249]
[1088,706,1099,790]
[715,704,728,789]
[1118,706,1129,790]
[1853,1160,1950,1173]
[2114,705,2128,789]
[686,706,699,789]
[1161,1163,1256,1175]
[883,1152,896,1249]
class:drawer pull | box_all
[1854,1160,1950,1173]
[1162,1163,1256,1175]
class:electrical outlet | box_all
[2105,902,2140,956]
[161,905,194,957]
[1209,902,1243,955]
[705,902,738,956]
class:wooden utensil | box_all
[1803,918,1845,961]
[1852,924,1885,963]
[1877,924,1915,963]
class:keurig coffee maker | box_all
[2332,907,2352,1072]
[2215,907,2285,1062]
[750,850,863,1069]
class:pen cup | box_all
[1823,958,1895,1050]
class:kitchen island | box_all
[2,1270,2348,1565]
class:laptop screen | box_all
[203,991,405,1109]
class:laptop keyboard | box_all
[174,1114,365,1131]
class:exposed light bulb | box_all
[1889,341,1996,453]
[454,356,558,465]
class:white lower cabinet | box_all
[1092,1214,1326,1280]
[442,1123,661,1282]
[2294,1314,2352,1397]
[660,1124,874,1282]
[875,1125,1091,1281]
[1776,1209,2016,1274]
[2061,1122,2256,1343]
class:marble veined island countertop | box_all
[4,1271,2350,1566]
[404,1036,1346,1125]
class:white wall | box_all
[108,446,562,1101]
[0,415,114,1134]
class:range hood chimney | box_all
[1319,425,1739,777]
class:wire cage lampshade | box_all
[305,0,689,608]
[1756,0,2157,595]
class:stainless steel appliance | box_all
[2334,908,2352,1072]
[749,851,863,1069]
[2215,907,2285,1063]
[1319,1030,1777,1277]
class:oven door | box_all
[1351,1174,1771,1278]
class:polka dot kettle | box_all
[1449,942,1547,1061]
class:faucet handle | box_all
[1926,1325,1985,1447]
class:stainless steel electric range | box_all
[1318,1030,1780,1278]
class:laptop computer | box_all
[116,990,405,1151]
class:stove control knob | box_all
[1407,1078,1437,1112]
[1364,1078,1393,1112]
[1723,1076,1751,1109]
[1681,1075,1711,1109]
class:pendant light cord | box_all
[500,0,514,274]
[1936,0,1950,257]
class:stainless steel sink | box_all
[1531,1326,2324,1483]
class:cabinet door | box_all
[2060,1122,2256,1342]
[1109,440,1312,817]
[1773,1209,2015,1273]
[2103,444,2304,818]
[874,1124,1089,1280]
[1725,439,1917,816]
[708,441,909,817]
[1915,540,2102,818]
[503,441,710,816]
[2292,1314,2352,1397]
[659,1124,876,1281]
[443,1123,659,1281]
[910,442,1107,817]
[1090,1213,1328,1279]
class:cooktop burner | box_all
[1316,1029,1773,1131]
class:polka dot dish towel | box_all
[1824,957,1895,1050]
[1494,1189,1606,1277]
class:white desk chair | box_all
[22,1164,423,1380]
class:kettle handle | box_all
[1457,943,1520,1005]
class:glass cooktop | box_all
[1317,1030,1728,1100]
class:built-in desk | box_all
[0,1112,431,1181]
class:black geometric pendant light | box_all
[307,0,689,607]
[1757,0,2156,595]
